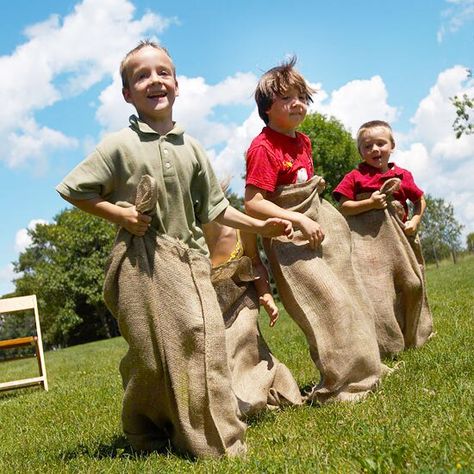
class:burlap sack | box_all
[346,178,434,356]
[211,257,303,416]
[103,175,246,458]
[263,176,382,403]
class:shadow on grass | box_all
[0,385,44,402]
[60,434,195,462]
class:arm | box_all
[404,195,426,236]
[213,205,293,239]
[244,185,324,249]
[338,191,387,216]
[241,232,278,327]
[60,195,151,236]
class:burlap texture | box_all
[347,178,434,356]
[211,257,303,416]
[263,176,382,403]
[103,175,246,458]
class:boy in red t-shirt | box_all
[333,120,433,356]
[333,120,426,235]
[245,57,324,248]
[244,58,384,404]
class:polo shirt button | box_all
[163,149,169,155]
[165,162,171,168]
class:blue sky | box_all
[1,0,473,295]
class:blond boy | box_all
[56,41,292,458]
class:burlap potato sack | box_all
[103,175,246,458]
[346,178,434,356]
[211,257,303,416]
[263,176,382,403]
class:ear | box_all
[122,87,132,104]
[175,79,179,97]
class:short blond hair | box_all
[356,120,395,152]
[120,40,175,88]
[255,56,316,124]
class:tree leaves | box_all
[12,208,119,348]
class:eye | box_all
[159,70,171,77]
[134,71,148,81]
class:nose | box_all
[291,97,305,108]
[149,71,162,84]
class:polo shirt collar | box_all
[129,115,185,137]
[358,161,403,178]
[263,126,300,144]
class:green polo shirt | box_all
[56,115,229,255]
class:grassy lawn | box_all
[0,256,473,473]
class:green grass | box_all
[1,256,473,473]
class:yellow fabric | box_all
[226,230,244,263]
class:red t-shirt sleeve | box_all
[333,172,356,202]
[402,170,424,202]
[246,144,279,192]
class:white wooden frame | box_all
[0,295,48,391]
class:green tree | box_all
[299,112,360,202]
[467,232,474,253]
[451,93,474,138]
[12,208,118,348]
[420,195,464,266]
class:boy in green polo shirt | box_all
[57,40,292,458]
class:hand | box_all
[370,191,387,210]
[298,215,325,249]
[119,206,152,236]
[259,218,294,239]
[259,294,279,327]
[404,218,419,236]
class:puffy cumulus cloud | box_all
[392,143,433,186]
[310,76,398,135]
[96,74,135,133]
[5,119,78,168]
[173,72,257,148]
[410,66,474,150]
[0,0,173,168]
[405,65,474,236]
[437,0,474,42]
[14,219,49,253]
[95,71,258,149]
[0,263,15,296]
[209,109,263,194]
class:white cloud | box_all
[209,109,263,194]
[310,75,398,135]
[14,219,49,253]
[403,66,474,236]
[173,72,257,148]
[0,263,16,297]
[437,0,474,42]
[0,0,173,168]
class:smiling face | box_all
[266,87,308,136]
[358,126,395,172]
[122,46,178,129]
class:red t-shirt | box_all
[245,127,314,192]
[333,162,424,220]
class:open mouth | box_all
[147,91,167,99]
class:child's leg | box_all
[104,235,247,458]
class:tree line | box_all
[1,113,469,348]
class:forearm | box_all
[61,195,125,226]
[213,206,266,234]
[339,198,377,216]
[244,195,304,227]
[251,260,272,298]
[410,196,426,224]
